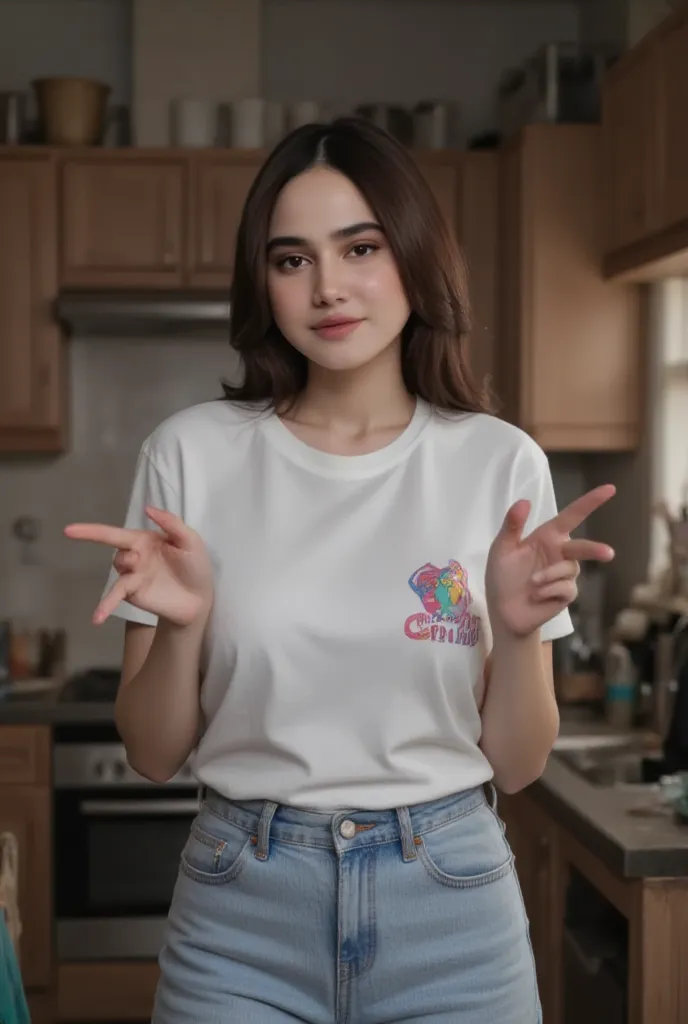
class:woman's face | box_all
[266,166,411,373]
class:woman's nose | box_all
[312,260,348,306]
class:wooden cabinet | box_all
[187,153,262,288]
[61,154,185,288]
[56,148,465,294]
[500,791,565,1022]
[603,46,659,253]
[657,13,688,233]
[603,5,688,278]
[0,726,51,993]
[501,784,688,1024]
[460,150,499,393]
[498,125,641,451]
[415,151,461,231]
[0,154,65,453]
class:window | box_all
[649,279,688,579]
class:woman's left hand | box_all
[485,484,616,638]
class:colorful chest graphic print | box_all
[404,560,481,647]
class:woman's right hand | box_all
[64,506,214,627]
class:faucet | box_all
[659,616,688,772]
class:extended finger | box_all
[64,523,139,549]
[562,538,615,563]
[145,506,192,549]
[555,484,616,535]
[93,574,141,624]
[532,560,579,585]
[534,580,578,604]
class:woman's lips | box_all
[312,319,363,341]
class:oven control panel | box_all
[54,743,197,789]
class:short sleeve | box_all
[518,456,575,644]
[101,445,182,628]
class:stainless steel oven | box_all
[54,723,199,961]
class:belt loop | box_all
[396,806,417,862]
[486,782,506,832]
[254,801,279,860]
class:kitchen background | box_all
[0,0,676,676]
[1,2,688,1023]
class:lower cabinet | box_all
[499,786,688,1024]
[0,726,52,992]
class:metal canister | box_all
[0,92,26,144]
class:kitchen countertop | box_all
[533,716,688,878]
[0,692,115,725]
[1,693,687,878]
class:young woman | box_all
[65,118,615,1023]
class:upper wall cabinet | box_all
[414,151,462,231]
[603,5,688,278]
[499,125,641,451]
[61,153,185,288]
[56,149,464,293]
[0,154,65,453]
[187,152,262,288]
[459,150,499,391]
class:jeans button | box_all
[340,819,356,839]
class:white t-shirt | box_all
[106,398,573,810]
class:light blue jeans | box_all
[153,786,541,1023]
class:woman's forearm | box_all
[479,630,559,794]
[115,616,207,782]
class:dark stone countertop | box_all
[0,692,115,725]
[532,718,688,879]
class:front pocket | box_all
[180,815,252,886]
[417,801,514,889]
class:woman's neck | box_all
[287,341,415,434]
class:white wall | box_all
[0,0,582,141]
[133,0,262,145]
[579,0,676,47]
[263,0,581,140]
[0,339,241,672]
[0,0,131,107]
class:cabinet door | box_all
[602,48,659,252]
[61,157,185,288]
[416,155,461,233]
[0,786,52,990]
[657,14,688,232]
[0,157,64,453]
[499,126,641,451]
[188,155,262,288]
[496,139,524,425]
[527,126,641,450]
[500,791,565,1024]
[460,151,498,391]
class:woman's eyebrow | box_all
[267,221,383,253]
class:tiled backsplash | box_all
[0,337,241,672]
[0,337,585,673]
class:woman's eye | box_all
[349,243,378,258]
[277,255,308,271]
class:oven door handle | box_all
[79,798,200,816]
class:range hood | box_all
[55,290,231,338]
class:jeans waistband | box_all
[201,784,497,861]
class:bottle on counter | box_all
[604,640,638,730]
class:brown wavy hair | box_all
[224,117,491,414]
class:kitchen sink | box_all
[554,744,668,787]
